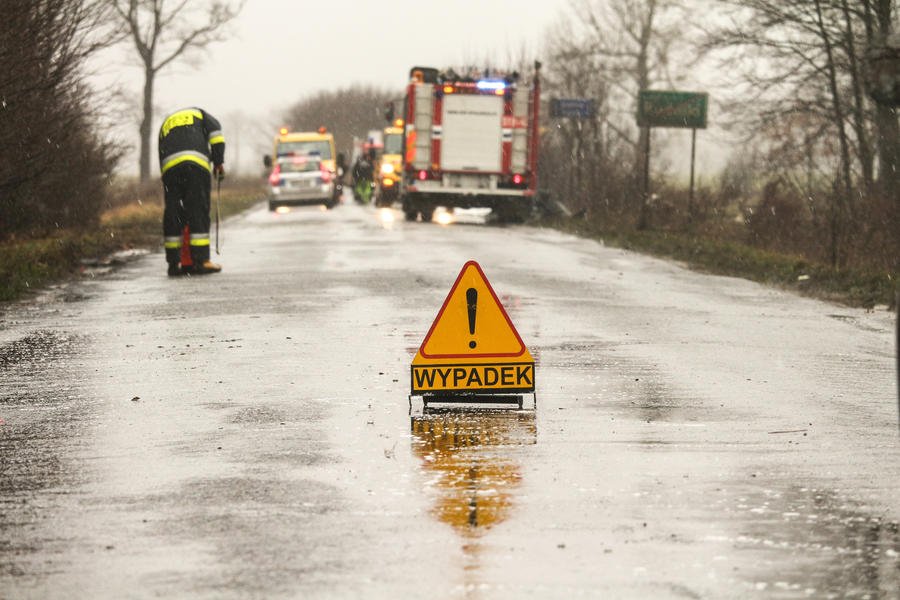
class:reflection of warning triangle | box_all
[419,261,528,359]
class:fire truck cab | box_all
[400,65,540,223]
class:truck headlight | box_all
[381,163,395,175]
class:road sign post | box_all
[637,90,709,225]
[689,128,697,221]
[641,127,651,230]
[410,261,535,409]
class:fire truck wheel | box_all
[403,209,418,221]
[420,208,434,223]
[268,200,278,212]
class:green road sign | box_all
[637,90,708,129]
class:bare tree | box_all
[543,19,618,217]
[541,0,685,226]
[706,0,898,266]
[0,0,120,237]
[283,86,400,159]
[108,0,243,181]
[859,0,899,195]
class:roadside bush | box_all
[105,178,166,211]
[846,191,900,272]
[538,132,636,229]
[0,0,118,240]
[641,183,726,232]
[745,179,809,252]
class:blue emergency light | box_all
[476,79,506,91]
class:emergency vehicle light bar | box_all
[476,79,506,91]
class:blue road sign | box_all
[550,98,596,119]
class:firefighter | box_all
[159,107,226,276]
[352,150,374,204]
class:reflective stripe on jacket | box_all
[158,107,225,175]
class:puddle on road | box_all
[138,475,350,596]
[712,484,900,598]
[826,313,889,334]
[543,338,715,424]
[410,409,536,543]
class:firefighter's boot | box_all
[190,260,222,275]
[167,262,183,277]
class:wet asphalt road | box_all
[1,199,899,599]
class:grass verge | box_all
[3,192,894,309]
[544,217,897,309]
[1,181,263,303]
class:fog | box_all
[94,0,563,175]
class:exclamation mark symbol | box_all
[466,288,478,349]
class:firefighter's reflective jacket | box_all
[158,108,225,175]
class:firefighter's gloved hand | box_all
[214,164,226,181]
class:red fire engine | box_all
[400,63,541,223]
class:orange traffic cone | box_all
[180,225,193,270]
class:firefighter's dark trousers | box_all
[162,164,212,265]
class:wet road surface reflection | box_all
[0,330,90,579]
[718,484,900,597]
[410,409,536,538]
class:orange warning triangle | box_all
[418,261,528,359]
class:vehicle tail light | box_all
[320,168,332,183]
[417,170,428,181]
[512,173,523,185]
[268,164,281,186]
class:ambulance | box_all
[264,127,339,210]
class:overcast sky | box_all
[96,0,566,174]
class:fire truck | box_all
[399,64,541,223]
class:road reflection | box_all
[410,409,536,538]
[725,485,900,596]
[0,330,89,578]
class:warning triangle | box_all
[418,261,528,359]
